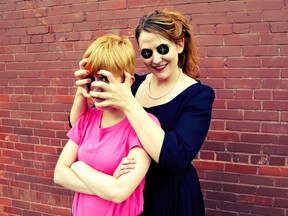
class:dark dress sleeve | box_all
[159,85,215,173]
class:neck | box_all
[148,68,182,100]
[100,109,126,128]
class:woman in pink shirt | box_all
[54,34,159,216]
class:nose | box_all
[152,51,162,64]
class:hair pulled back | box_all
[135,9,200,79]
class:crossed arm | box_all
[54,139,151,203]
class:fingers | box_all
[79,58,88,69]
[113,156,137,178]
[74,69,90,80]
[75,78,91,87]
[121,156,136,165]
[123,71,132,84]
[118,157,136,172]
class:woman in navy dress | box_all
[69,9,215,216]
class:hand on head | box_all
[88,70,134,110]
[74,58,92,98]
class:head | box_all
[83,34,136,81]
[135,9,200,79]
[83,34,135,105]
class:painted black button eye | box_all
[141,49,153,59]
[157,44,169,55]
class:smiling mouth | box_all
[153,64,167,71]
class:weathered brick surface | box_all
[0,0,287,215]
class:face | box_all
[138,31,184,78]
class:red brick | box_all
[244,110,278,121]
[261,33,288,45]
[263,10,288,22]
[227,143,261,154]
[225,78,261,89]
[270,22,288,33]
[241,133,276,144]
[225,164,257,174]
[216,152,233,162]
[259,166,288,177]
[227,11,262,23]
[249,23,269,33]
[233,23,250,34]
[216,24,233,35]
[37,0,61,7]
[269,156,286,166]
[263,145,288,155]
[207,47,241,57]
[207,131,240,142]
[197,35,223,46]
[213,109,243,120]
[0,198,12,206]
[238,195,273,206]
[239,174,274,186]
[27,26,49,35]
[175,3,208,14]
[227,100,261,110]
[227,121,260,132]
[224,57,261,67]
[243,46,278,56]
[263,101,288,111]
[281,112,288,122]
[193,161,225,171]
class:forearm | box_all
[54,163,94,195]
[69,88,89,126]
[71,162,132,203]
[123,98,164,163]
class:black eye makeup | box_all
[141,44,169,59]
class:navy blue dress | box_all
[132,74,215,216]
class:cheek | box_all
[142,58,152,66]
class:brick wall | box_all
[0,0,287,215]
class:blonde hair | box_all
[135,9,200,79]
[83,34,136,77]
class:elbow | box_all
[53,170,60,185]
[110,194,129,204]
[53,168,63,185]
[107,189,130,204]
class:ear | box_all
[177,37,185,54]
[130,75,135,86]
[123,71,135,86]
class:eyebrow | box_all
[141,43,169,50]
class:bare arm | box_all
[71,147,151,203]
[69,59,91,127]
[69,88,89,126]
[54,139,94,195]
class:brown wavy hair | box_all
[135,9,200,79]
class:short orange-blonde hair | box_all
[83,34,136,77]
